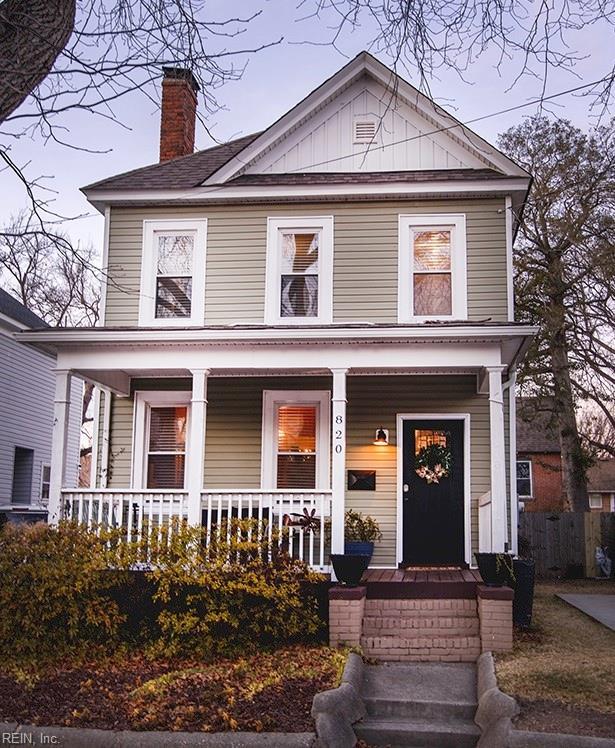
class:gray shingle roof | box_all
[82,132,262,191]
[516,399,560,453]
[0,288,48,329]
[229,169,506,186]
[587,460,615,492]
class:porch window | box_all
[589,493,603,510]
[138,219,207,326]
[146,406,187,489]
[262,390,331,489]
[516,460,532,498]
[276,405,317,488]
[265,217,333,324]
[398,214,467,321]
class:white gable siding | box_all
[0,330,82,509]
[245,76,490,175]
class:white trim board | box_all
[261,390,331,490]
[395,413,472,567]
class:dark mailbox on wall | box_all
[347,470,376,491]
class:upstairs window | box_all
[139,219,206,326]
[265,217,333,325]
[398,214,467,322]
[516,460,532,498]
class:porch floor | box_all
[361,568,483,599]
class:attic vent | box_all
[354,119,377,144]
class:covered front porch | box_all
[23,324,534,571]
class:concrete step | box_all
[355,716,480,747]
[364,696,477,721]
[361,635,481,662]
[362,615,479,637]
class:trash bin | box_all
[513,558,535,628]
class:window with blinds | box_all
[155,233,194,318]
[276,404,317,488]
[412,229,452,316]
[147,406,187,488]
[280,231,319,318]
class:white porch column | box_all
[330,368,348,555]
[187,368,209,525]
[48,369,72,525]
[487,365,508,552]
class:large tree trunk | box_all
[547,256,590,512]
[0,0,76,123]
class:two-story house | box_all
[21,52,534,579]
[0,289,81,523]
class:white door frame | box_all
[396,413,472,567]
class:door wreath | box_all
[415,443,451,484]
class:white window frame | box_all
[516,459,533,499]
[589,493,603,510]
[265,216,334,325]
[132,390,192,489]
[398,214,467,322]
[261,390,331,490]
[138,218,207,327]
[40,463,51,502]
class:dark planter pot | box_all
[475,552,515,587]
[344,540,374,561]
[512,558,535,629]
[330,553,370,587]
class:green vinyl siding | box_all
[104,198,508,327]
[103,374,501,567]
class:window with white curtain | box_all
[398,214,467,322]
[265,217,333,324]
[139,219,206,326]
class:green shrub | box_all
[0,522,128,661]
[150,520,326,657]
[344,509,382,542]
[0,519,326,662]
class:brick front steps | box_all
[329,579,513,662]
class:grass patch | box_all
[496,580,615,714]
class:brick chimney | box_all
[159,67,200,162]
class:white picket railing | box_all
[201,490,332,570]
[61,488,332,570]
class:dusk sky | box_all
[1,2,612,258]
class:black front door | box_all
[402,419,465,566]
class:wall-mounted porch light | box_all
[373,427,389,446]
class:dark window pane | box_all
[280,275,318,317]
[517,478,531,497]
[413,273,452,316]
[277,454,316,489]
[149,407,187,451]
[147,454,186,489]
[156,277,192,318]
[516,461,530,479]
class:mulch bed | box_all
[514,699,615,739]
[0,646,342,733]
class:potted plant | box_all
[475,551,515,587]
[344,509,382,563]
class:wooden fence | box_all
[519,512,615,578]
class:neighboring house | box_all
[515,402,563,512]
[587,460,615,513]
[0,289,81,523]
[19,52,535,572]
[515,400,615,512]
